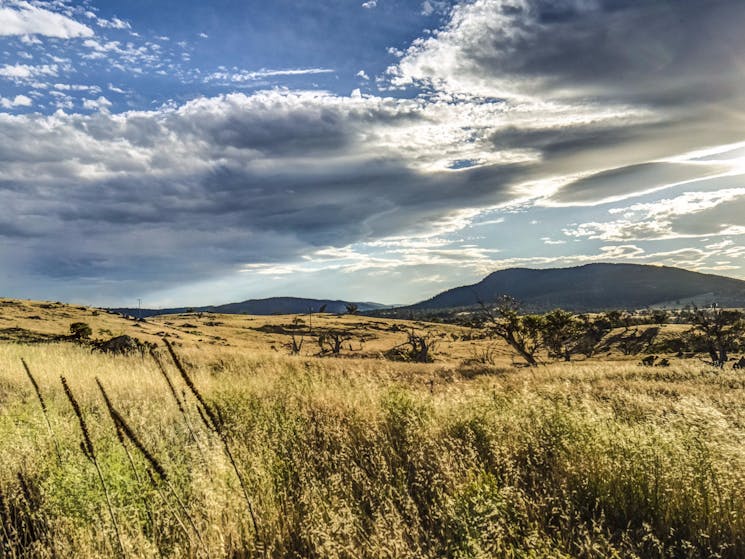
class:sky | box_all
[1,0,745,307]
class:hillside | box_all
[111,296,386,318]
[402,263,745,312]
[0,297,480,361]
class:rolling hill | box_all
[110,296,386,318]
[399,263,745,313]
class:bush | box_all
[69,322,92,340]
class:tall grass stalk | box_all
[21,358,62,464]
[163,340,261,544]
[61,376,126,558]
[150,349,207,462]
[96,377,208,555]
[94,379,158,544]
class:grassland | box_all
[1,300,744,558]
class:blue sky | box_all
[1,0,745,307]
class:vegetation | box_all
[1,337,744,558]
[69,322,93,340]
[683,307,745,365]
[1,298,745,557]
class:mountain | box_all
[400,263,745,313]
[110,297,386,318]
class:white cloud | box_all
[95,16,130,30]
[81,38,163,72]
[421,1,451,16]
[54,83,101,93]
[204,67,335,83]
[563,188,745,242]
[0,94,32,108]
[356,70,369,80]
[0,2,93,38]
[0,63,58,82]
[82,95,112,111]
[362,0,377,8]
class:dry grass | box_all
[0,336,744,558]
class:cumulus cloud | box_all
[0,94,32,108]
[0,1,93,38]
[82,95,112,111]
[0,62,59,82]
[95,16,130,30]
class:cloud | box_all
[0,62,58,82]
[203,67,335,83]
[550,162,732,206]
[0,90,532,297]
[95,16,130,30]
[0,1,94,38]
[0,94,32,108]
[420,1,452,16]
[563,188,745,242]
[392,0,745,104]
[382,0,745,208]
[2,0,745,302]
[82,95,112,111]
[362,1,377,8]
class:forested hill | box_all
[400,263,745,313]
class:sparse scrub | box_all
[0,342,744,558]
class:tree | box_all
[69,322,92,340]
[684,307,745,365]
[285,316,308,355]
[479,296,544,367]
[651,310,669,325]
[573,314,613,357]
[386,329,437,363]
[345,303,359,315]
[317,328,361,356]
[542,309,584,361]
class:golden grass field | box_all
[1,299,744,558]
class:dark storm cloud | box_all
[501,0,745,105]
[0,92,530,294]
[398,0,745,106]
[394,0,745,204]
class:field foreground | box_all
[1,343,744,558]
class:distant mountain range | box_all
[110,297,386,318]
[110,263,745,318]
[392,263,745,313]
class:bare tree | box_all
[386,329,437,363]
[286,316,308,355]
[317,328,363,356]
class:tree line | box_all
[464,296,745,367]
